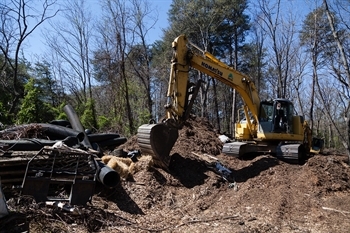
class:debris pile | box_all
[101,155,135,180]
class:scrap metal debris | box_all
[191,152,236,186]
[46,201,80,215]
[0,179,9,218]
[21,146,99,205]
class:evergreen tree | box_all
[17,78,56,124]
[164,0,251,134]
[32,61,65,107]
[300,7,336,61]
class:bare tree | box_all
[43,0,98,129]
[44,0,94,104]
[333,0,350,31]
[323,0,350,162]
[0,0,58,114]
[126,0,157,119]
[255,0,299,99]
[291,51,309,117]
[300,7,334,135]
[94,0,155,134]
[246,21,267,98]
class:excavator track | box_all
[223,142,307,164]
[137,123,179,169]
[276,143,307,164]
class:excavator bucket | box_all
[137,123,179,169]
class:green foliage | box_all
[0,102,10,126]
[0,56,65,124]
[97,116,112,130]
[0,88,12,122]
[138,109,152,126]
[81,98,97,130]
[0,55,31,118]
[32,61,64,107]
[54,102,68,121]
[17,78,56,124]
[300,7,337,53]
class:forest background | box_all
[0,0,349,157]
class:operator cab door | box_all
[258,100,294,133]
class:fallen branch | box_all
[117,215,240,232]
[340,160,349,169]
[322,206,350,216]
[174,215,240,229]
[191,152,218,164]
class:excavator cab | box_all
[272,100,293,133]
[259,99,294,134]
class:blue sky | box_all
[25,0,172,60]
[149,0,172,40]
[24,0,321,61]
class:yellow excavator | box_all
[137,35,323,169]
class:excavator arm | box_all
[165,35,261,127]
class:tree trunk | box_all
[231,90,237,138]
[119,36,134,135]
[347,115,350,164]
[212,79,221,133]
[309,52,317,135]
[224,92,231,135]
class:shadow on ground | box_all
[96,183,144,215]
[168,153,209,188]
[231,156,280,183]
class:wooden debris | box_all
[322,206,350,215]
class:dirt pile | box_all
[172,115,223,156]
[119,115,223,156]
[1,116,350,233]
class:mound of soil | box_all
[172,115,223,156]
[2,116,350,233]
